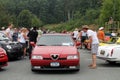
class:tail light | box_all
[111,49,113,56]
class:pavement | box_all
[0,49,120,80]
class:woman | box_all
[18,28,28,58]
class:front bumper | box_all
[6,49,23,59]
[31,59,80,71]
[31,65,80,71]
[0,56,8,67]
[97,56,120,61]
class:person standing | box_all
[27,27,38,59]
[72,28,79,41]
[5,23,13,40]
[12,28,19,41]
[79,29,88,49]
[19,28,28,58]
[97,27,105,42]
[82,25,99,69]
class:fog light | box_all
[34,66,41,69]
[69,66,76,69]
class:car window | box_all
[37,35,74,46]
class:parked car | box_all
[0,47,8,69]
[0,32,24,60]
[97,44,120,64]
[30,34,80,71]
[99,37,120,46]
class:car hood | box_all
[32,46,78,55]
[0,40,18,45]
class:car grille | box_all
[42,66,68,68]
[43,58,66,60]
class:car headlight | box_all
[31,55,43,59]
[6,45,12,49]
[0,48,7,55]
[67,55,79,59]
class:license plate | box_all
[100,50,105,55]
[50,62,60,67]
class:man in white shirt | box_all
[82,25,99,69]
[5,23,13,40]
[73,28,79,40]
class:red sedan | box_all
[0,47,8,69]
[31,34,80,71]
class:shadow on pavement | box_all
[32,70,80,74]
[98,62,120,68]
[0,68,8,72]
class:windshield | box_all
[37,35,74,46]
[0,32,10,41]
[110,37,118,43]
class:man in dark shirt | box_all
[27,27,38,58]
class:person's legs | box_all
[21,43,27,58]
[80,37,85,49]
[89,44,98,69]
[23,48,26,57]
[88,54,96,67]
[92,54,97,67]
[28,44,32,59]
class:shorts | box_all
[20,43,27,48]
[81,36,87,43]
[72,37,77,40]
[91,44,99,54]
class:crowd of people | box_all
[71,25,118,49]
[71,24,120,69]
[1,23,46,59]
[71,25,99,69]
[1,23,118,69]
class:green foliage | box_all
[17,10,43,28]
[17,10,32,28]
[31,15,43,27]
[2,0,120,32]
[99,0,120,25]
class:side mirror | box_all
[30,42,36,47]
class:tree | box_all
[31,15,43,27]
[99,0,120,24]
[17,10,32,28]
[0,2,11,27]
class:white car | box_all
[97,44,120,64]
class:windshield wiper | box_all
[37,44,47,46]
[49,44,65,46]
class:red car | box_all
[31,34,80,71]
[0,47,8,69]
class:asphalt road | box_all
[0,49,120,80]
